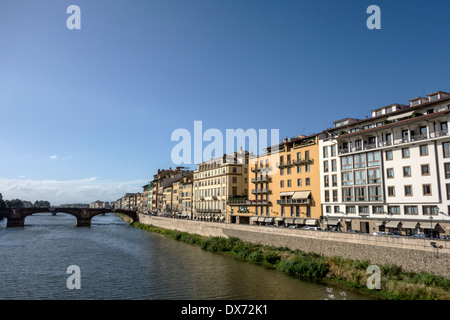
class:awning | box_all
[401,221,419,229]
[305,219,318,226]
[250,217,258,223]
[285,218,295,224]
[257,217,266,222]
[385,221,400,228]
[386,110,414,122]
[294,219,305,224]
[327,219,340,226]
[420,222,439,229]
[264,217,274,223]
[292,191,311,199]
[280,192,295,197]
[375,221,385,226]
[275,217,285,222]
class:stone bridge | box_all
[0,208,139,227]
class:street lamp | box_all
[429,215,434,238]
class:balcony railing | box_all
[277,160,293,168]
[251,167,261,172]
[430,130,449,138]
[293,158,314,165]
[251,188,271,194]
[276,199,311,205]
[251,176,272,183]
[227,199,251,205]
[249,199,271,205]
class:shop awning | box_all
[257,217,266,222]
[385,221,400,228]
[294,219,305,224]
[292,191,311,199]
[386,110,414,122]
[285,218,295,224]
[305,219,318,226]
[327,219,340,226]
[280,192,295,197]
[420,222,439,229]
[375,221,385,226]
[401,221,419,229]
[264,217,274,223]
[250,217,258,223]
[275,217,285,222]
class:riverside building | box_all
[319,91,450,236]
[193,150,249,223]
[229,134,322,227]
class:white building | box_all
[319,91,450,237]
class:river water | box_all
[0,213,373,300]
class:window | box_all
[232,177,237,183]
[324,175,329,187]
[333,190,338,202]
[367,152,380,167]
[373,206,384,214]
[368,186,382,201]
[354,170,366,185]
[280,168,284,176]
[331,159,337,172]
[287,179,292,187]
[342,171,353,186]
[446,184,450,200]
[422,184,431,196]
[331,145,336,157]
[421,164,430,176]
[341,156,353,170]
[368,168,381,184]
[346,206,356,214]
[342,187,353,202]
[324,190,330,202]
[332,174,337,187]
[325,205,331,213]
[387,186,395,197]
[232,167,237,173]
[296,152,301,161]
[323,146,328,158]
[444,142,450,158]
[297,165,302,173]
[403,166,411,177]
[305,178,310,186]
[355,186,367,201]
[388,206,400,215]
[445,163,450,179]
[420,145,428,156]
[324,161,329,172]
[359,206,369,214]
[404,185,413,196]
[386,150,393,161]
[334,205,340,213]
[386,168,394,178]
[353,154,366,169]
[280,180,284,188]
[402,148,410,158]
[287,167,291,175]
[422,206,438,215]
[305,150,310,160]
[297,178,302,186]
[404,206,418,215]
[305,164,310,172]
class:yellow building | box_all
[228,134,322,227]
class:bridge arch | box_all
[0,208,139,227]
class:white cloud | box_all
[50,155,58,159]
[0,177,148,205]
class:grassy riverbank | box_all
[131,222,450,300]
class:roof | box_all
[337,109,450,139]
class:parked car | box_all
[389,232,403,236]
[411,233,427,238]
[288,225,297,229]
[372,231,384,235]
[347,229,359,233]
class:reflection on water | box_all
[0,213,373,300]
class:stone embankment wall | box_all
[138,214,450,277]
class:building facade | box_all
[229,134,322,227]
[193,150,249,223]
[319,91,450,236]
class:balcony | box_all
[251,176,272,183]
[277,199,311,205]
[227,197,251,205]
[277,160,293,169]
[251,188,271,194]
[293,158,314,165]
[430,130,449,138]
[249,199,271,206]
[251,167,261,173]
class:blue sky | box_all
[1,0,449,204]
